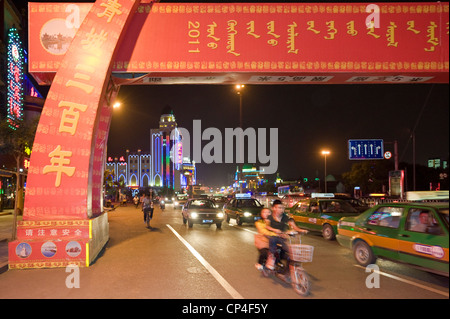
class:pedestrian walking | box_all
[133,195,140,208]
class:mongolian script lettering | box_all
[246,21,261,38]
[367,25,381,39]
[346,21,358,36]
[226,20,240,56]
[307,21,320,34]
[324,21,337,40]
[386,22,398,47]
[407,21,420,34]
[425,22,438,51]
[287,22,299,54]
[267,21,280,46]
[207,22,220,49]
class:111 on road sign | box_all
[348,139,384,160]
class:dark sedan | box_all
[182,199,225,229]
[223,198,264,225]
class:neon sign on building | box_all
[7,28,24,129]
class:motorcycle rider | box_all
[265,199,307,270]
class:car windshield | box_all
[438,208,449,230]
[237,199,262,208]
[346,198,367,207]
[189,200,216,209]
[319,200,358,213]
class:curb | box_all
[0,263,7,274]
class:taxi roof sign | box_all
[236,193,252,199]
[406,191,449,201]
[311,193,335,198]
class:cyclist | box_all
[265,199,307,270]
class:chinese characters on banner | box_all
[25,0,140,221]
[10,0,140,269]
[28,2,449,85]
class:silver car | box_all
[182,199,225,229]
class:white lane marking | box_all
[228,224,258,235]
[166,224,244,299]
[354,265,449,297]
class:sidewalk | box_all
[0,204,235,299]
[0,209,19,274]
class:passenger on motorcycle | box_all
[254,208,278,270]
[265,199,307,270]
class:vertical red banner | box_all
[9,0,141,269]
[25,0,139,221]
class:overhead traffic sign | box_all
[348,139,384,160]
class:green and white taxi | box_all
[337,201,449,276]
[287,194,360,240]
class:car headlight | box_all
[244,212,252,217]
[161,200,165,204]
[174,201,179,205]
[217,212,224,218]
[190,212,198,218]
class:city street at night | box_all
[1,204,447,300]
[1,0,449,306]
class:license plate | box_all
[202,219,213,223]
[254,217,261,220]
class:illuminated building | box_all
[1,0,43,211]
[180,158,197,188]
[234,164,265,191]
[106,151,152,188]
[106,106,195,190]
[150,106,187,189]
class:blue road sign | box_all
[348,139,384,160]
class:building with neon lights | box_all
[1,0,44,212]
[106,106,195,190]
[151,106,183,189]
[106,150,151,188]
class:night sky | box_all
[19,0,449,187]
[108,83,448,187]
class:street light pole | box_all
[236,85,244,193]
[321,150,330,193]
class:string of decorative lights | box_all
[7,28,25,129]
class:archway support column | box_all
[9,0,140,269]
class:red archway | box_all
[9,1,449,268]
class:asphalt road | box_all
[0,204,448,300]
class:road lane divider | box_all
[228,224,258,235]
[166,224,244,299]
[354,265,449,297]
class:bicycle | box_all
[261,231,314,296]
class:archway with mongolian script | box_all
[9,0,449,269]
